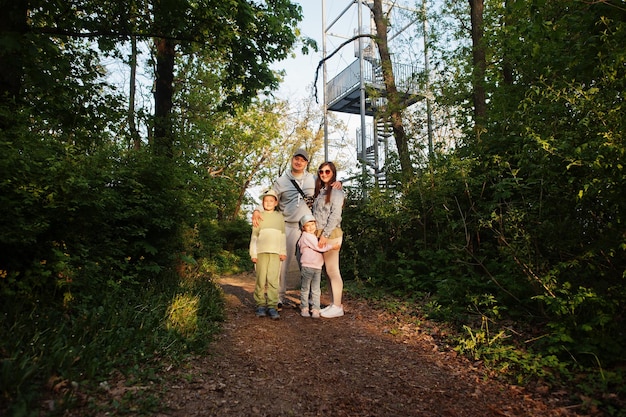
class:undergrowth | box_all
[0,227,257,417]
[0,264,224,417]
[343,279,626,417]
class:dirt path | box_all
[160,272,588,416]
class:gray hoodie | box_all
[272,170,315,224]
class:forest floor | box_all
[72,272,601,416]
[157,272,598,417]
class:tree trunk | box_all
[233,152,267,219]
[0,0,28,113]
[501,0,513,86]
[469,0,487,124]
[370,0,412,178]
[153,36,175,157]
[129,35,141,150]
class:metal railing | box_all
[326,59,421,105]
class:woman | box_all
[313,162,345,318]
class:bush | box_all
[0,143,230,415]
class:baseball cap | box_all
[299,214,316,229]
[261,189,278,201]
[293,148,309,161]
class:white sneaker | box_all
[320,304,344,318]
[300,308,310,317]
[321,304,333,313]
[311,309,320,319]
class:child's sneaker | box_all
[311,309,320,319]
[300,308,310,317]
[255,307,267,317]
[267,308,280,320]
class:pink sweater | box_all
[298,231,336,269]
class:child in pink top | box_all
[297,214,340,318]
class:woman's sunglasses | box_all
[319,169,332,175]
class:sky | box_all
[272,1,324,100]
[273,1,353,101]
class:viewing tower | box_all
[322,0,423,188]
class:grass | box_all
[0,268,225,417]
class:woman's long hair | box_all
[314,162,337,204]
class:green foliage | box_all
[185,218,253,275]
[0,0,306,414]
[534,283,625,362]
[0,109,236,415]
[0,140,218,415]
[2,0,625,413]
[338,0,626,412]
[456,318,567,385]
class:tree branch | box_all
[313,33,377,103]
[32,27,211,44]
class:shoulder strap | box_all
[290,179,307,198]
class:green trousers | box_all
[254,252,280,309]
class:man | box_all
[252,148,314,308]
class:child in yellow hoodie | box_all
[249,189,286,319]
